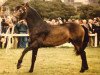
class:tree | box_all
[78,5,100,19]
[77,5,94,19]
[92,6,100,17]
[53,0,62,2]
[4,0,24,10]
[29,1,76,19]
[98,0,100,5]
[3,0,76,19]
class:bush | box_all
[4,0,76,19]
[78,5,100,19]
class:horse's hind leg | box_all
[71,40,81,55]
[17,47,31,69]
[71,40,88,72]
[80,42,88,73]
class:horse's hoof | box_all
[29,70,33,73]
[17,60,22,69]
[80,67,88,73]
[17,63,21,69]
[80,69,85,73]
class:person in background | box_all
[1,18,9,33]
[74,19,80,24]
[81,19,89,45]
[12,21,20,48]
[0,17,2,48]
[50,19,59,25]
[93,18,100,45]
[1,18,10,48]
[88,19,96,47]
[68,19,72,22]
[88,19,96,34]
[57,17,63,25]
[82,20,88,29]
[63,19,67,23]
[17,20,28,48]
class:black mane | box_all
[15,6,22,11]
[26,6,43,24]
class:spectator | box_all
[0,17,2,35]
[88,19,96,47]
[50,19,59,25]
[88,19,96,34]
[74,19,80,24]
[82,20,88,29]
[0,17,2,48]
[17,20,28,48]
[63,19,67,23]
[93,18,100,45]
[1,18,9,33]
[58,17,63,24]
[68,19,72,22]
[1,18,10,48]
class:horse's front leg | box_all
[27,40,39,72]
[17,47,31,69]
[29,48,38,72]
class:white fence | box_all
[1,33,98,50]
[89,33,97,47]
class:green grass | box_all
[0,47,100,75]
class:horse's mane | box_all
[15,6,22,10]
[26,6,43,22]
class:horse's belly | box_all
[43,30,70,46]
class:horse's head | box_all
[12,3,29,23]
[12,3,43,25]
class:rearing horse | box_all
[12,3,89,73]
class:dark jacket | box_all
[14,23,28,34]
[82,25,89,43]
[1,19,9,33]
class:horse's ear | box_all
[24,2,29,7]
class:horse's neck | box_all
[26,17,43,28]
[26,11,43,29]
[25,8,46,32]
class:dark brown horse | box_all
[12,3,89,73]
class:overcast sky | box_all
[75,0,89,4]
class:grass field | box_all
[0,47,100,75]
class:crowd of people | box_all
[0,15,100,48]
[0,16,28,48]
[46,17,100,47]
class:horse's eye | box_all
[19,9,24,13]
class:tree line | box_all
[3,0,100,19]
